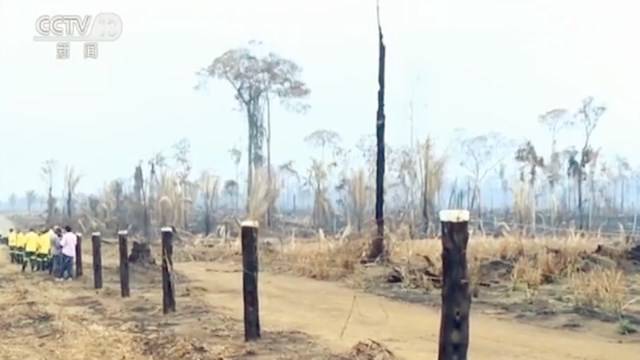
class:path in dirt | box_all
[179,262,639,360]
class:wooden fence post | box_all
[92,232,102,289]
[75,233,83,277]
[241,220,260,341]
[438,210,471,360]
[161,227,176,314]
[118,230,130,298]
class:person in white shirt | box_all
[57,225,77,281]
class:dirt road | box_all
[180,262,639,360]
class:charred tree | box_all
[367,2,386,261]
[422,144,430,235]
[134,165,151,239]
[129,241,155,265]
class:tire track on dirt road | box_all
[178,262,639,360]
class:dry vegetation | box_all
[173,231,640,337]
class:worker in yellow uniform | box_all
[23,228,39,272]
[36,228,52,272]
[15,229,26,265]
[8,229,17,263]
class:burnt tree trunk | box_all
[241,221,260,341]
[246,104,254,212]
[438,210,471,360]
[367,3,386,261]
[118,231,130,298]
[92,232,102,289]
[578,166,584,230]
[266,94,273,228]
[46,186,54,225]
[422,143,430,235]
[129,241,154,265]
[161,228,176,314]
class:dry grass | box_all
[335,339,397,360]
[569,267,629,314]
[387,235,595,288]
[175,231,637,319]
[265,239,366,281]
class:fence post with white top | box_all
[161,227,176,314]
[241,220,260,341]
[438,210,471,360]
[91,232,102,289]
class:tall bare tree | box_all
[199,44,309,208]
[367,0,386,261]
[278,161,301,213]
[199,171,219,235]
[223,179,239,211]
[173,138,193,230]
[147,152,166,229]
[571,96,606,230]
[459,131,509,226]
[134,163,150,238]
[615,156,631,213]
[305,130,341,230]
[306,159,335,230]
[109,179,125,230]
[25,190,36,214]
[229,147,242,210]
[539,109,569,225]
[304,130,341,164]
[419,138,447,235]
[515,141,544,235]
[8,193,16,211]
[41,159,57,225]
[63,166,81,220]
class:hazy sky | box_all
[1,0,640,200]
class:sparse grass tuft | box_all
[617,318,638,335]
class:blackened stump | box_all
[75,233,83,277]
[241,221,260,341]
[129,241,154,265]
[118,230,130,297]
[438,210,471,360]
[92,232,102,289]
[161,227,176,314]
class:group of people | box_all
[6,225,78,281]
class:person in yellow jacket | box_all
[8,229,17,263]
[22,228,39,272]
[36,229,51,272]
[15,229,26,265]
